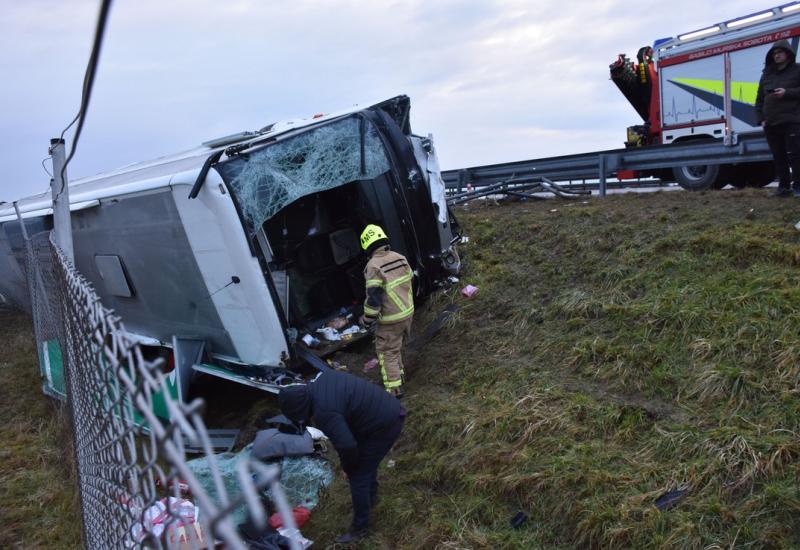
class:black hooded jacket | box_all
[755,40,800,125]
[279,371,401,472]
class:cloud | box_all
[0,0,784,200]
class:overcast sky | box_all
[0,0,784,201]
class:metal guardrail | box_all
[442,133,772,196]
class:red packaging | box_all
[268,506,311,529]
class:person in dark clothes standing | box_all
[755,40,800,197]
[278,370,406,544]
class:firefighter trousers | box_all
[376,316,412,391]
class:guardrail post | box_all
[457,169,468,195]
[598,155,607,197]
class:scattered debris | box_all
[182,429,239,454]
[363,358,379,372]
[252,429,315,460]
[448,176,590,206]
[301,334,320,347]
[316,327,341,341]
[406,304,460,352]
[238,519,297,550]
[269,506,311,529]
[461,285,479,298]
[155,478,192,498]
[277,527,313,549]
[549,209,558,213]
[447,276,460,284]
[188,446,333,525]
[654,488,689,510]
[327,359,348,371]
[509,511,528,529]
[745,208,755,220]
[326,316,349,330]
[795,220,800,231]
[305,426,327,440]
[386,459,396,469]
[131,497,205,547]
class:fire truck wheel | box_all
[672,164,720,191]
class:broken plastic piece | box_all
[363,358,379,372]
[277,527,313,549]
[654,488,689,510]
[510,511,528,529]
[341,325,362,336]
[131,497,200,543]
[306,426,327,440]
[301,334,320,347]
[461,284,479,298]
[316,327,341,341]
[269,506,311,529]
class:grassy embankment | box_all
[305,189,800,548]
[3,188,800,548]
[0,307,81,549]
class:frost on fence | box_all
[46,234,301,550]
[218,115,390,233]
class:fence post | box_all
[598,155,607,197]
[49,138,74,263]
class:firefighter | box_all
[755,40,800,197]
[358,224,414,398]
[279,371,406,544]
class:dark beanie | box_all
[278,384,312,425]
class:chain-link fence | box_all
[17,224,305,549]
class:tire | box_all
[672,164,720,191]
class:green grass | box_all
[301,189,800,548]
[0,308,81,549]
[4,188,800,548]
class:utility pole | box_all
[49,138,74,262]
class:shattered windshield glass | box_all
[217,116,390,233]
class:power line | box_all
[41,157,53,177]
[58,0,113,193]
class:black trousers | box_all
[764,122,800,189]
[348,413,405,531]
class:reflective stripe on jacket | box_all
[363,247,414,324]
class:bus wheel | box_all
[672,164,719,191]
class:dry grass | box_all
[4,188,800,548]
[303,188,800,548]
[0,308,81,549]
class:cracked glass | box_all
[217,116,390,233]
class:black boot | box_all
[769,187,792,197]
[334,529,369,544]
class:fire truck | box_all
[611,3,800,190]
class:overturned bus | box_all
[0,95,460,407]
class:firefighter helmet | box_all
[360,224,388,251]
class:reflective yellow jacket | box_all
[362,247,414,325]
